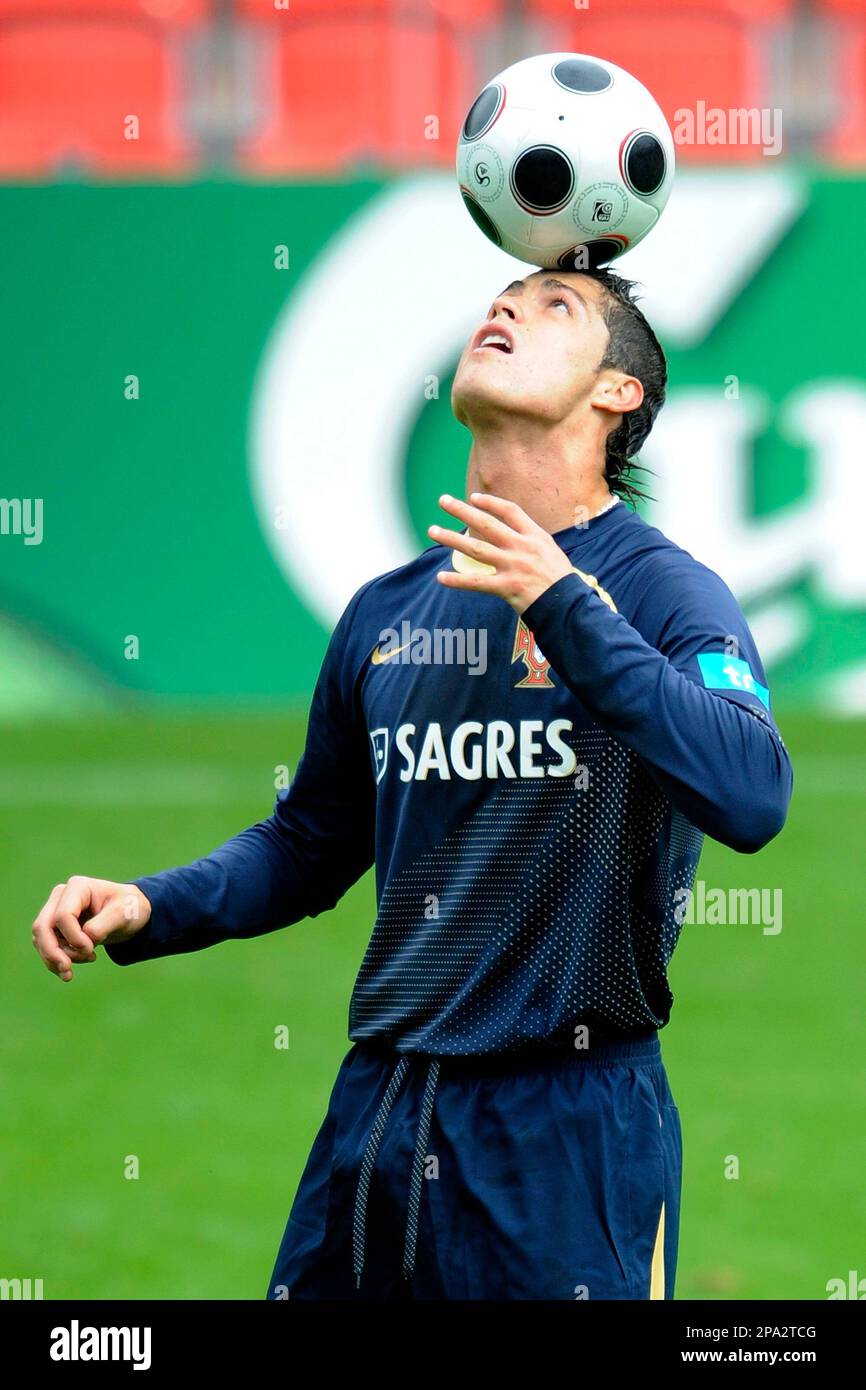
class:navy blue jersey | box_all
[106,501,793,1054]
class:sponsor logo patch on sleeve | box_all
[697,652,770,710]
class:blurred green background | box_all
[3,176,866,709]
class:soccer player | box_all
[32,267,792,1300]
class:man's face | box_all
[452,270,613,428]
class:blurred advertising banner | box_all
[1,171,864,713]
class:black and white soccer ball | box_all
[457,52,675,269]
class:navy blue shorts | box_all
[266,1032,682,1301]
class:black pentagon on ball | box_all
[552,58,612,94]
[558,239,623,271]
[511,145,574,213]
[460,189,501,247]
[461,83,503,142]
[623,131,666,196]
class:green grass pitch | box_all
[1,711,864,1299]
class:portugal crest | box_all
[512,619,554,688]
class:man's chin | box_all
[452,372,521,426]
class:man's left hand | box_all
[429,493,574,615]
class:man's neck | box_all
[465,426,614,535]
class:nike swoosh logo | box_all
[370,641,412,665]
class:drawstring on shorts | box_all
[402,1059,440,1281]
[351,1054,441,1291]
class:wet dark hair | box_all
[581,266,667,505]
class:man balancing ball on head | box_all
[32,266,793,1301]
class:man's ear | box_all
[591,372,644,419]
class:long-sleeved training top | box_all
[106,500,793,1054]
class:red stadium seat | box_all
[817,0,866,12]
[235,0,499,24]
[537,10,770,163]
[0,21,196,175]
[528,0,791,17]
[429,0,501,21]
[239,15,476,172]
[820,1,866,163]
[0,0,207,17]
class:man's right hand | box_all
[32,877,152,983]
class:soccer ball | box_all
[456,52,675,269]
